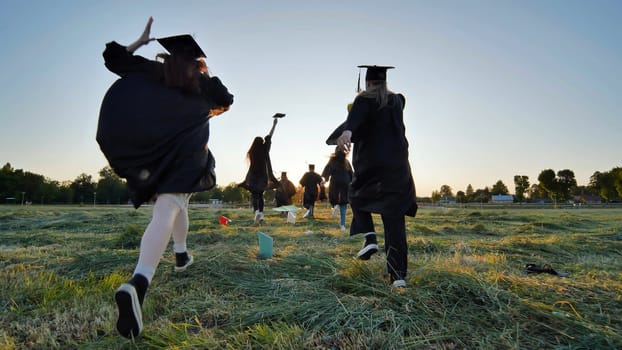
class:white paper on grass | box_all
[287,211,296,224]
[272,205,300,212]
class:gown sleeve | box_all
[200,75,234,110]
[102,41,163,80]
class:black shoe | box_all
[357,243,379,260]
[115,283,143,338]
[175,252,194,272]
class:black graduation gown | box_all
[239,136,278,193]
[96,42,233,208]
[326,93,417,217]
[299,172,323,208]
[321,158,353,205]
[275,179,296,206]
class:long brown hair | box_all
[156,53,207,95]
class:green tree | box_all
[614,168,622,198]
[0,163,17,200]
[472,187,490,203]
[590,168,622,202]
[97,166,128,204]
[40,179,62,204]
[456,190,466,203]
[192,186,224,203]
[513,175,530,203]
[431,190,441,204]
[556,169,577,201]
[528,184,546,201]
[490,180,509,195]
[439,185,453,198]
[71,173,96,204]
[222,183,244,203]
[538,169,558,201]
[465,184,474,202]
[57,182,75,204]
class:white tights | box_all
[133,193,190,283]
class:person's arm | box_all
[126,17,156,53]
[336,96,370,152]
[267,118,278,138]
[103,17,160,78]
[321,164,331,182]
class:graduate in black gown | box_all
[321,146,353,230]
[275,171,297,207]
[239,117,281,224]
[299,164,324,219]
[327,65,417,289]
[97,17,233,338]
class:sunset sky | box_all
[0,0,620,197]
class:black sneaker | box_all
[175,252,194,272]
[115,283,143,338]
[357,243,379,260]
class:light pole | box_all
[21,192,25,206]
[94,192,97,207]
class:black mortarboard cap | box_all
[358,65,395,81]
[273,113,286,118]
[157,34,206,58]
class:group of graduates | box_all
[237,113,353,230]
[96,17,417,339]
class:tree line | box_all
[1,162,620,205]
[0,163,275,205]
[429,168,622,204]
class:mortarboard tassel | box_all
[357,68,361,93]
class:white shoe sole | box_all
[115,283,143,338]
[174,254,194,272]
[392,279,407,288]
[356,244,379,260]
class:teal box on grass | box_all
[257,232,273,258]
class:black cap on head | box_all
[358,65,395,81]
[273,113,286,118]
[157,34,206,58]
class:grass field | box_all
[1,204,621,349]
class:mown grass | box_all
[1,205,621,349]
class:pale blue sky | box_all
[0,0,620,196]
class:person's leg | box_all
[302,190,312,218]
[381,213,408,285]
[251,191,263,223]
[172,194,193,272]
[116,194,181,338]
[350,208,378,260]
[339,203,347,229]
[329,186,339,218]
[251,191,260,212]
[258,191,265,212]
[257,191,265,222]
[133,194,182,281]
